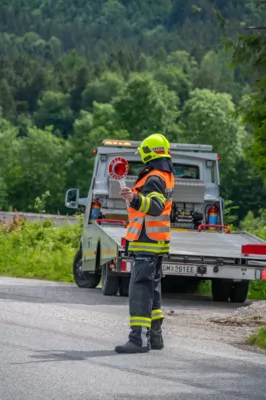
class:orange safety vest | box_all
[125,170,174,252]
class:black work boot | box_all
[151,319,164,350]
[115,341,150,354]
[115,327,151,354]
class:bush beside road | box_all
[0,215,81,282]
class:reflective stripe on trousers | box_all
[152,309,164,320]
[130,316,151,328]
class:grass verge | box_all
[0,217,81,282]
[247,327,266,350]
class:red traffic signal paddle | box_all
[108,157,130,207]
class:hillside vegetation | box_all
[0,1,266,223]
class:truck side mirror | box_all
[65,188,79,209]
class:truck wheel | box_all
[212,279,233,302]
[73,249,101,289]
[118,277,130,297]
[101,264,119,296]
[230,281,249,303]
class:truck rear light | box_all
[121,261,127,272]
[121,260,131,272]
[242,244,266,256]
[121,237,126,247]
[255,269,266,280]
[109,263,116,269]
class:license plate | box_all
[162,264,197,275]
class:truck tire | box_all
[230,281,249,303]
[212,279,233,302]
[118,277,130,297]
[73,249,101,289]
[101,264,119,296]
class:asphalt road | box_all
[1,277,266,400]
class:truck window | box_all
[127,162,199,179]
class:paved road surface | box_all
[0,277,266,400]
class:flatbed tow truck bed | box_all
[101,226,266,260]
[98,226,266,284]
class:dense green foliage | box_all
[1,0,264,62]
[0,215,82,281]
[1,1,266,222]
[225,1,266,190]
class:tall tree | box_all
[225,0,266,184]
[69,105,129,195]
[113,73,179,140]
[0,110,19,209]
[153,64,191,105]
[34,91,74,137]
[8,126,70,213]
[180,88,246,198]
[82,72,124,111]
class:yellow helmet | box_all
[137,134,171,164]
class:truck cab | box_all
[67,139,223,224]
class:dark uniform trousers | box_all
[129,254,164,347]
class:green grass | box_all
[0,218,81,282]
[247,327,266,350]
[196,280,211,296]
[248,281,266,300]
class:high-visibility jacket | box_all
[125,169,174,254]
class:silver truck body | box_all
[66,139,266,301]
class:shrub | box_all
[0,214,82,282]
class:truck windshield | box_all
[127,162,199,179]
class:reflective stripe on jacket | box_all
[125,169,174,254]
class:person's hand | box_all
[120,187,133,203]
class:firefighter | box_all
[115,134,175,354]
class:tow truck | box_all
[65,139,266,303]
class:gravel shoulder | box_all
[163,300,266,354]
